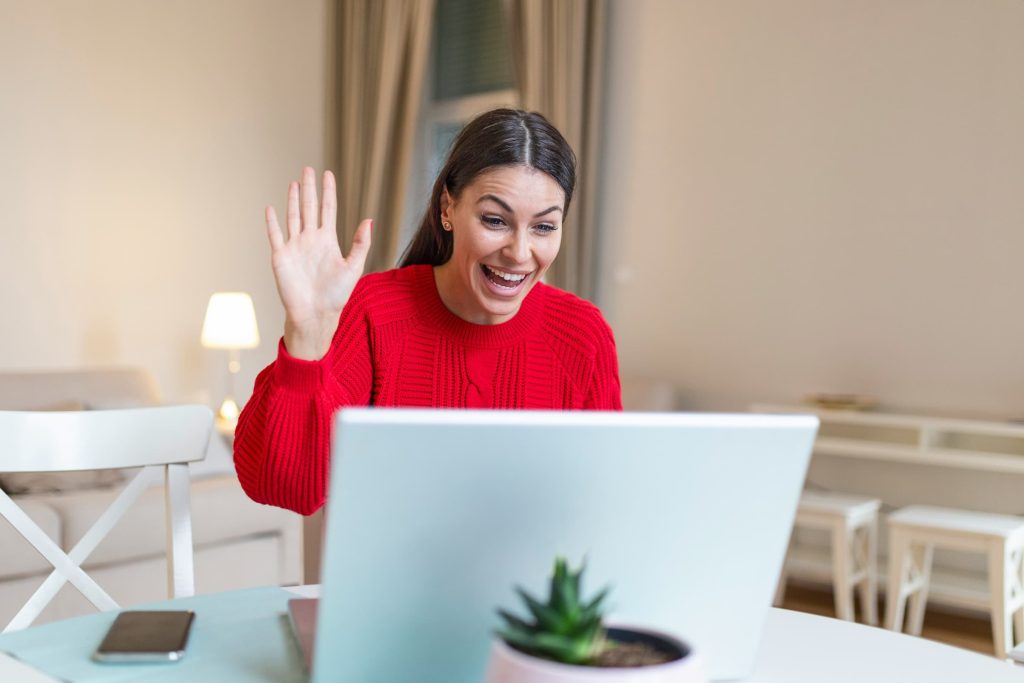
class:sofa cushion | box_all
[0,368,160,411]
[0,369,161,495]
[0,572,67,626]
[0,498,63,579]
[27,473,299,569]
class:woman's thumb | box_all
[347,218,373,271]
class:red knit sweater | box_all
[233,264,622,514]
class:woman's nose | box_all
[504,228,531,263]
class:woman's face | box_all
[435,165,564,325]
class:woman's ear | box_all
[439,187,454,224]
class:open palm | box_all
[266,167,371,360]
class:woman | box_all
[235,109,622,514]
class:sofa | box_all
[0,368,303,627]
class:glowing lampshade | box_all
[201,292,260,432]
[201,293,260,350]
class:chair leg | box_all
[906,542,933,637]
[989,542,1012,659]
[165,463,195,599]
[857,517,879,626]
[831,519,854,621]
[886,528,909,632]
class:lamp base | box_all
[216,397,241,434]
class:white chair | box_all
[886,505,1024,659]
[0,406,212,632]
[775,490,881,624]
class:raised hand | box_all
[265,167,372,361]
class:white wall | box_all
[0,0,331,403]
[6,0,1022,418]
[599,0,1024,416]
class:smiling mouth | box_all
[481,264,530,290]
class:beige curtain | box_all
[306,0,434,583]
[335,0,435,272]
[507,0,606,300]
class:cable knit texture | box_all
[234,264,622,514]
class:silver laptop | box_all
[309,409,817,682]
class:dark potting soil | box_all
[592,641,675,668]
[591,628,687,668]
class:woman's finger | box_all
[266,206,285,250]
[346,218,373,274]
[301,166,318,231]
[286,181,300,241]
[320,170,337,231]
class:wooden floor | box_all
[781,584,997,657]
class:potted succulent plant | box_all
[485,557,707,683]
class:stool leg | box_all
[1015,607,1024,651]
[886,528,909,632]
[832,519,854,621]
[774,566,789,608]
[1012,546,1024,649]
[988,542,1012,659]
[906,542,933,637]
[857,516,879,626]
[774,532,792,607]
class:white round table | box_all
[750,608,1024,682]
[1,588,1021,682]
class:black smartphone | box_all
[92,610,195,663]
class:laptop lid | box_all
[313,410,817,682]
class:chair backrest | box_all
[0,405,213,631]
[0,406,210,472]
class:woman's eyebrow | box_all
[477,194,514,213]
[477,193,564,218]
[533,205,563,218]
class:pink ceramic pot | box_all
[484,627,708,683]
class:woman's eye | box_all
[482,215,505,228]
[534,223,557,233]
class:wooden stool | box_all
[886,505,1024,659]
[776,491,881,624]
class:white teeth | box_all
[486,266,527,282]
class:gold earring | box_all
[442,221,452,231]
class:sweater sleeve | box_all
[233,281,374,514]
[583,316,623,411]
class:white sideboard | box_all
[752,403,1024,614]
[752,403,1024,474]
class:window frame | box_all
[398,5,519,256]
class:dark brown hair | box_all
[399,108,577,267]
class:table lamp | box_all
[201,292,260,430]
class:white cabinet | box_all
[753,403,1024,614]
[752,404,1024,474]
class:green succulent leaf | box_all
[516,587,569,634]
[570,563,583,603]
[496,558,613,666]
[496,626,543,653]
[496,608,534,633]
[577,619,605,645]
[564,615,601,639]
[550,557,579,616]
[580,585,611,621]
[533,631,605,665]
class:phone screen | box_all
[94,610,195,663]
